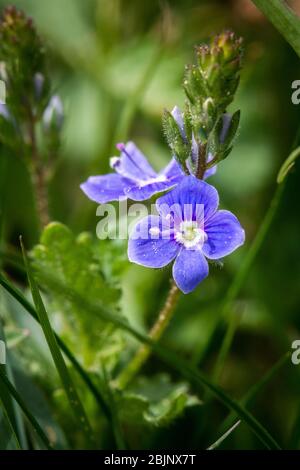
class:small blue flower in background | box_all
[80,141,185,203]
[128,176,245,293]
[171,106,217,179]
[43,95,64,131]
[81,136,217,205]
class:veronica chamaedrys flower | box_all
[171,106,217,179]
[128,176,245,294]
[80,142,185,204]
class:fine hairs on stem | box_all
[28,109,50,228]
[115,281,180,389]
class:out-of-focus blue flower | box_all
[80,142,185,203]
[0,103,11,121]
[171,106,217,179]
[0,103,18,130]
[33,72,45,101]
[128,176,245,293]
[43,95,64,130]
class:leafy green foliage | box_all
[117,374,200,427]
[31,222,125,370]
[21,238,96,447]
[162,110,190,169]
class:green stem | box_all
[251,0,300,58]
[115,281,180,389]
[196,143,208,179]
[28,112,50,228]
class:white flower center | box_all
[175,221,207,249]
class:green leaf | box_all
[251,0,300,58]
[162,110,190,168]
[20,237,96,448]
[117,374,200,427]
[31,222,124,371]
[0,271,111,422]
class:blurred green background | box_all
[1,0,300,450]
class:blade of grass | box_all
[0,263,282,449]
[0,323,28,449]
[35,269,281,450]
[101,365,127,450]
[0,366,51,449]
[251,0,300,57]
[20,238,96,448]
[0,323,20,441]
[0,271,111,421]
[277,146,300,183]
[0,402,21,450]
[220,352,290,434]
[207,420,241,450]
[0,367,22,450]
[0,156,28,450]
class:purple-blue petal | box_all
[114,142,157,181]
[204,165,217,179]
[125,178,179,201]
[172,248,209,294]
[160,157,185,182]
[80,173,131,203]
[128,215,179,268]
[156,176,219,224]
[203,209,245,259]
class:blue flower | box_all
[171,106,217,179]
[80,142,184,203]
[128,176,245,294]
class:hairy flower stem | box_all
[115,281,180,390]
[28,115,50,228]
[196,143,207,179]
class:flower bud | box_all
[208,110,240,162]
[43,95,64,132]
[34,72,45,101]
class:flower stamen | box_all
[175,220,207,248]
